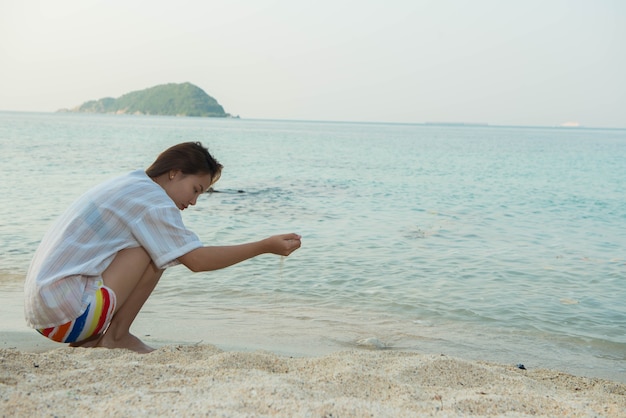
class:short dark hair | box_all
[146,142,222,184]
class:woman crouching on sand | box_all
[24,142,301,353]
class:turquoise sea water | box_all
[1,112,625,382]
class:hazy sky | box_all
[1,0,624,127]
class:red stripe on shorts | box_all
[93,286,111,335]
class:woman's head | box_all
[146,142,223,185]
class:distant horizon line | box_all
[1,109,625,131]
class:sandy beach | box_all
[1,334,624,417]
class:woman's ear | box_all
[169,169,180,180]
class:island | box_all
[60,82,232,117]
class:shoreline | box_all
[1,337,624,417]
[3,283,626,387]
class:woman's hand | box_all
[263,233,302,256]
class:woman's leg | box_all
[77,247,164,353]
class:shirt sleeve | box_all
[129,206,203,269]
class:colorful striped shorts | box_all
[38,282,117,344]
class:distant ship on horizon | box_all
[424,121,489,127]
[560,121,581,127]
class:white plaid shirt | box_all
[25,170,202,328]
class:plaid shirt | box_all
[25,170,202,328]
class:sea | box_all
[1,111,624,383]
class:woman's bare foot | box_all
[96,332,155,353]
[69,333,103,348]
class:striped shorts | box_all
[38,282,117,344]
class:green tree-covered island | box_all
[61,82,232,117]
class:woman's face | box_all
[163,170,213,211]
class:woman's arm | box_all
[178,233,301,272]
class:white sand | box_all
[1,343,624,417]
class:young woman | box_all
[24,142,301,353]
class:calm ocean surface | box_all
[1,111,625,382]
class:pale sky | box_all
[1,0,624,127]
